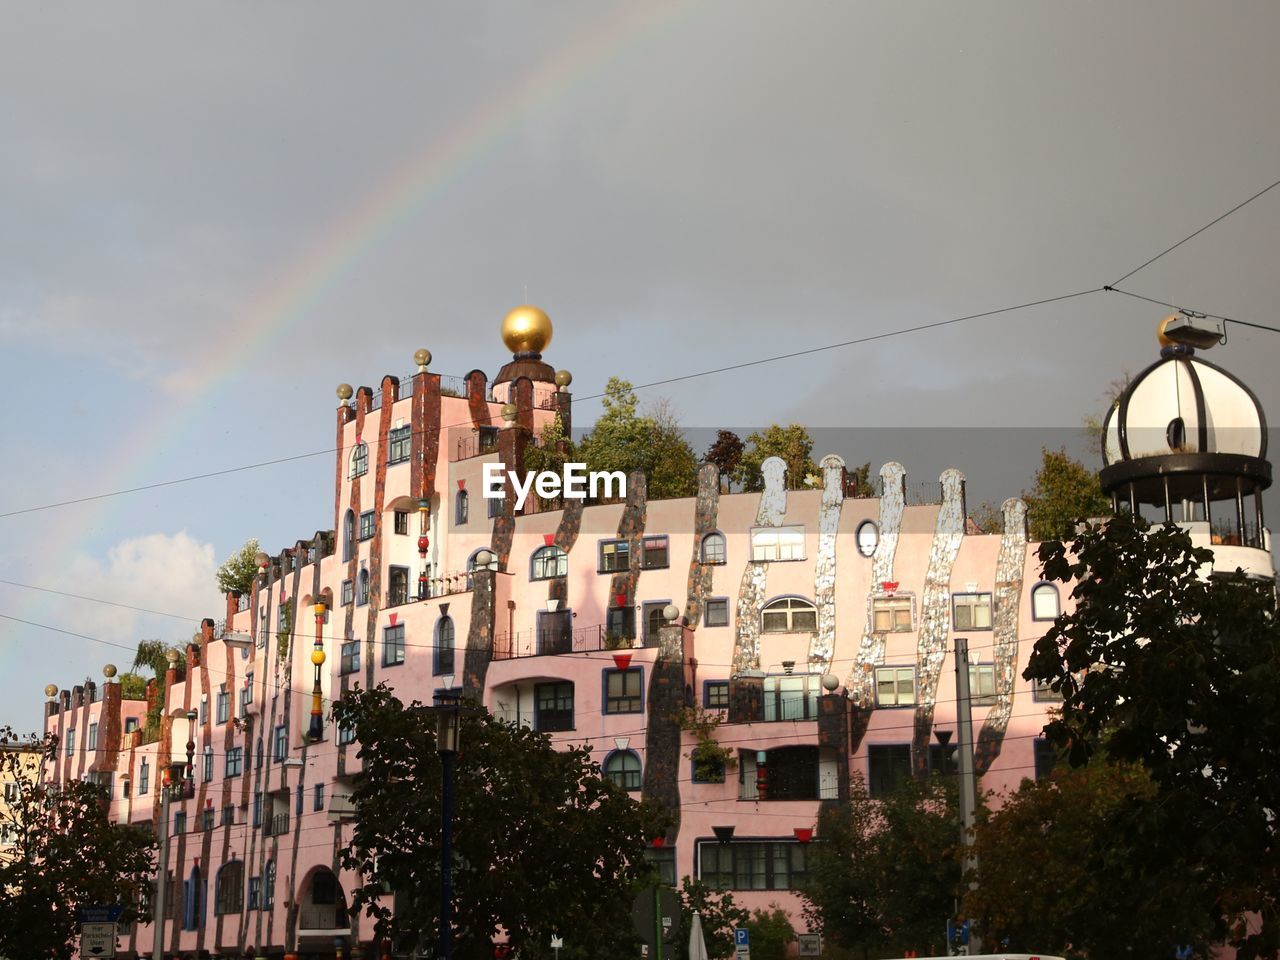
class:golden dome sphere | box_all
[44,683,58,699]
[103,664,117,679]
[501,305,553,355]
[337,383,353,400]
[311,649,327,666]
[1157,315,1177,347]
[554,369,573,389]
[413,348,432,371]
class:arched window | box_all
[701,532,727,565]
[343,510,355,562]
[1031,582,1060,621]
[530,545,568,581]
[202,745,213,782]
[349,442,368,479]
[455,489,469,525]
[434,617,455,676]
[358,569,370,606]
[604,750,642,791]
[263,859,276,909]
[215,861,244,915]
[761,597,818,634]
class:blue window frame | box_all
[225,747,243,778]
[359,510,376,541]
[314,783,324,812]
[603,667,644,714]
[604,750,642,791]
[704,680,730,710]
[273,725,287,762]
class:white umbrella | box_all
[689,910,710,960]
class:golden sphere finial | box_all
[501,305,553,355]
[413,348,432,372]
[44,683,58,699]
[1157,315,1177,347]
[103,664,117,680]
[337,383,353,405]
[554,369,573,390]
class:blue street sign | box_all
[735,929,750,947]
[76,905,123,923]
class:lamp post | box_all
[153,700,196,959]
[434,692,462,960]
[953,638,980,955]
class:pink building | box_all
[42,309,1274,959]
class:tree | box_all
[1021,448,1112,541]
[705,431,745,492]
[734,425,818,492]
[576,379,698,501]
[215,537,261,595]
[132,638,183,738]
[1025,512,1280,956]
[969,757,1216,958]
[679,877,749,959]
[745,906,797,960]
[332,686,668,959]
[523,412,576,510]
[843,461,876,498]
[118,671,147,700]
[800,774,960,958]
[0,729,155,959]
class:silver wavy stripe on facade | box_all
[911,469,967,774]
[845,461,906,705]
[974,497,1028,775]
[809,454,845,671]
[732,456,788,675]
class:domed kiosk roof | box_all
[1100,323,1270,502]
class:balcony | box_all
[493,623,608,660]
[264,813,289,837]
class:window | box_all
[359,510,376,541]
[200,808,214,831]
[122,777,132,799]
[534,681,574,732]
[358,569,370,606]
[383,625,406,667]
[256,736,263,769]
[388,566,410,606]
[1032,582,1061,621]
[213,864,242,918]
[606,606,635,641]
[241,673,254,714]
[875,667,915,707]
[604,750,642,791]
[343,510,355,561]
[701,531,726,565]
[252,793,263,828]
[296,784,304,815]
[698,840,809,891]
[747,746,823,800]
[3,782,18,804]
[200,698,209,724]
[139,759,149,795]
[434,617,455,675]
[764,675,820,721]
[455,489,469,525]
[225,747,243,778]
[248,876,262,911]
[124,717,139,734]
[65,729,74,755]
[222,805,234,826]
[537,609,572,655]
[604,668,643,714]
[393,510,409,535]
[868,744,913,797]
[969,663,996,706]
[263,860,276,909]
[646,846,677,886]
[642,602,669,646]
[488,491,503,518]
[386,425,411,464]
[927,743,958,778]
[761,596,817,633]
[312,871,338,905]
[478,425,499,453]
[856,520,879,557]
[1034,739,1058,780]
[704,681,730,710]
[340,639,361,676]
[641,535,669,569]
[872,596,914,632]
[273,725,287,762]
[530,545,568,580]
[704,598,729,628]
[341,580,354,606]
[599,539,630,573]
[952,593,993,630]
[750,525,805,562]
[1033,678,1065,702]
[338,719,356,746]
[314,783,324,812]
[216,686,230,725]
[349,443,368,478]
[182,867,203,930]
[202,746,214,782]
[87,723,98,750]
[173,812,186,835]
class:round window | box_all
[856,520,879,557]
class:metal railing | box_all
[1210,518,1264,549]
[264,813,289,837]
[492,623,611,660]
[383,571,474,609]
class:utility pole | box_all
[953,638,980,956]
[152,706,196,958]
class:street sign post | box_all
[734,927,751,960]
[80,921,117,959]
[76,905,124,923]
[797,933,821,956]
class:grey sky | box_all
[2,1,1278,729]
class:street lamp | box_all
[153,705,197,958]
[434,691,462,960]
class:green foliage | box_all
[522,413,575,509]
[1022,447,1112,542]
[132,639,182,738]
[118,672,147,701]
[215,537,261,595]
[968,500,1005,534]
[604,631,633,650]
[843,461,876,497]
[277,599,293,660]
[674,706,735,782]
[704,430,745,492]
[679,877,749,959]
[1026,511,1280,956]
[576,379,699,501]
[800,773,960,958]
[0,728,156,959]
[332,686,668,959]
[745,906,796,960]
[734,424,818,491]
[970,757,1215,957]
